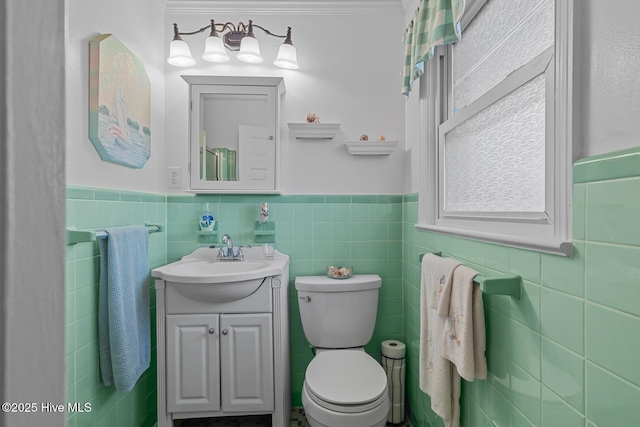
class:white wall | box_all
[164,10,406,195]
[66,0,166,193]
[579,0,640,157]
[403,78,422,195]
[403,0,424,194]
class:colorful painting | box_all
[89,34,151,168]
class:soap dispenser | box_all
[199,203,215,231]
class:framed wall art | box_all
[89,34,151,168]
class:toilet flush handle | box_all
[298,295,311,302]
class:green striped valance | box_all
[402,0,465,96]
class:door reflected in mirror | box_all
[199,93,269,182]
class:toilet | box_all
[295,275,390,427]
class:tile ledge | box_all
[574,147,640,183]
[415,223,573,256]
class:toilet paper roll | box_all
[381,340,406,359]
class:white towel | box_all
[472,280,488,380]
[419,254,461,423]
[426,255,458,312]
[441,264,487,382]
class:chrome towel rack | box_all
[66,224,162,245]
[418,251,521,299]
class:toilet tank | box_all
[295,275,381,349]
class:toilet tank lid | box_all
[295,274,381,292]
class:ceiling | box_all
[162,0,407,14]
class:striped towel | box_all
[402,0,465,95]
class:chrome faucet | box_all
[218,234,244,260]
[222,234,233,255]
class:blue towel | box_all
[98,225,150,392]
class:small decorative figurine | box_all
[306,113,320,124]
[378,135,386,141]
[260,202,269,223]
[359,134,369,141]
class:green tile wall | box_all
[65,186,166,427]
[66,147,640,427]
[166,194,404,407]
[403,148,640,426]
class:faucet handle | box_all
[236,247,244,261]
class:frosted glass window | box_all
[418,0,573,255]
[443,74,546,212]
[452,0,554,112]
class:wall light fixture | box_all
[167,20,299,70]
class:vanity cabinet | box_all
[154,269,290,427]
[183,76,285,194]
[166,313,273,414]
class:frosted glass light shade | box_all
[237,37,263,63]
[167,39,196,66]
[273,43,299,69]
[202,36,230,62]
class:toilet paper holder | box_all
[418,251,521,299]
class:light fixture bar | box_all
[167,19,299,69]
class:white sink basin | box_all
[168,260,271,277]
[166,277,265,303]
[151,246,289,302]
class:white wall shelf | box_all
[345,140,399,156]
[287,123,341,140]
[194,222,219,243]
[254,221,276,244]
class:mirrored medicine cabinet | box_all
[183,76,285,193]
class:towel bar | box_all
[418,252,521,299]
[66,223,162,245]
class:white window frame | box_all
[417,0,574,256]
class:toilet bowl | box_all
[301,350,389,427]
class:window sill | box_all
[414,223,573,257]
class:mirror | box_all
[183,76,285,193]
[200,92,268,182]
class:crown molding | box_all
[164,0,404,15]
[152,0,168,11]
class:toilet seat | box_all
[304,350,388,413]
[305,384,388,414]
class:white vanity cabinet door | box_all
[166,314,220,413]
[220,313,274,412]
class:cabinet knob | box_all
[209,328,215,334]
[268,135,274,141]
[222,329,228,335]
